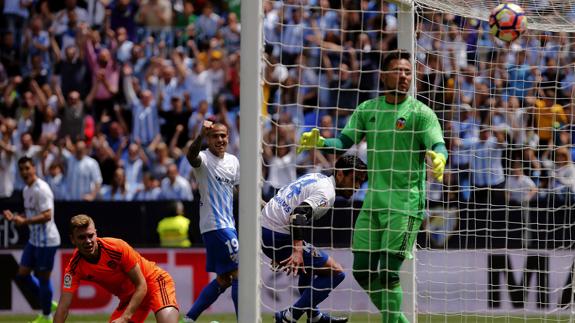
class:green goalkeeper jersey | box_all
[341,95,444,219]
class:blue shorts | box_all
[202,228,239,275]
[261,227,329,270]
[21,242,58,272]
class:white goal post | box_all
[239,0,575,322]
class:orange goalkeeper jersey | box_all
[62,237,163,300]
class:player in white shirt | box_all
[182,120,240,322]
[263,155,367,323]
[2,157,60,323]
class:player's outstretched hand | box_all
[426,150,446,182]
[280,249,306,276]
[296,128,325,154]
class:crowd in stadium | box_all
[0,0,574,208]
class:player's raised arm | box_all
[54,291,74,323]
[186,120,213,168]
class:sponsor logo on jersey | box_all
[63,274,72,288]
[396,117,406,130]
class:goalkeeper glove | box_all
[296,128,325,154]
[426,150,446,182]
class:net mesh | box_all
[260,0,575,320]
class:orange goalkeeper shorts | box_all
[110,271,179,323]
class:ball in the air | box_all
[489,3,527,42]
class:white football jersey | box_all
[23,178,61,247]
[262,173,336,234]
[192,150,240,234]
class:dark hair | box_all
[18,156,34,167]
[335,155,367,176]
[382,49,411,70]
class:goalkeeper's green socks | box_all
[380,283,405,323]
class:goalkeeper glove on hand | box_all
[426,150,446,182]
[296,128,325,154]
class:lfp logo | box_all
[396,117,406,130]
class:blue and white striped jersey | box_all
[23,178,60,247]
[192,150,239,234]
[261,173,336,235]
[470,137,506,187]
[64,152,103,200]
[131,101,160,146]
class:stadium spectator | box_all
[194,3,221,48]
[552,147,575,199]
[133,171,161,201]
[469,125,507,206]
[0,119,16,200]
[120,142,146,192]
[62,139,102,201]
[108,0,139,42]
[51,0,88,38]
[84,36,118,122]
[160,163,193,201]
[506,160,538,205]
[534,84,568,146]
[45,161,67,200]
[2,0,32,50]
[100,167,133,201]
[123,65,160,145]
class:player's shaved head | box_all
[70,214,95,233]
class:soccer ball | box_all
[489,3,528,42]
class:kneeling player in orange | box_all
[54,214,179,323]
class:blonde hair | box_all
[69,214,95,233]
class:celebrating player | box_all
[263,155,367,323]
[182,120,240,322]
[297,50,448,322]
[2,156,60,323]
[54,214,179,323]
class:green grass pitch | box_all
[0,313,572,322]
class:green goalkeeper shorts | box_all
[352,210,422,259]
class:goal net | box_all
[258,0,575,321]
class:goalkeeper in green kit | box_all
[297,50,447,322]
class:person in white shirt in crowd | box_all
[100,167,133,201]
[184,61,212,110]
[123,65,160,145]
[14,132,42,192]
[51,0,89,37]
[120,142,146,192]
[262,155,367,323]
[160,163,193,201]
[469,125,507,206]
[506,160,537,206]
[61,139,102,201]
[45,162,67,201]
[133,172,162,201]
[0,119,17,200]
[2,156,60,323]
[552,147,575,197]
